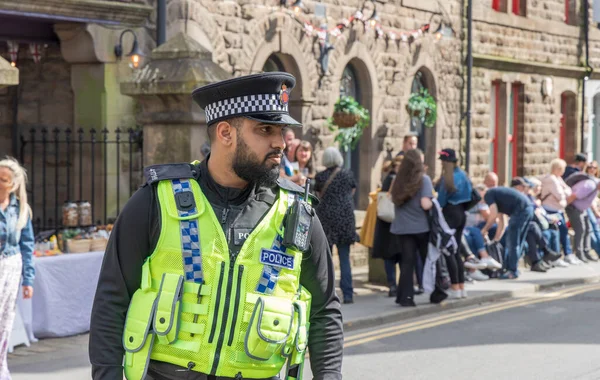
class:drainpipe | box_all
[581,0,591,153]
[465,0,473,173]
[157,0,166,46]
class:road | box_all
[306,283,600,380]
[9,283,600,380]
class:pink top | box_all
[541,174,571,212]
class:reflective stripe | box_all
[181,303,209,315]
[180,321,206,335]
[171,179,203,283]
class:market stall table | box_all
[17,251,105,338]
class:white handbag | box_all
[377,191,395,223]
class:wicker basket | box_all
[332,112,360,129]
[67,239,92,253]
[90,238,108,252]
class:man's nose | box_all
[272,132,285,151]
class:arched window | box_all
[339,65,360,102]
[263,55,285,72]
[410,70,428,152]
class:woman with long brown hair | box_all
[389,149,433,307]
[435,149,472,298]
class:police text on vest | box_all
[260,249,295,270]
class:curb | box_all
[343,274,600,332]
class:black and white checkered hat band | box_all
[204,93,288,124]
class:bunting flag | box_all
[282,5,431,46]
[7,41,19,65]
[29,43,43,64]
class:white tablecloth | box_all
[17,251,104,338]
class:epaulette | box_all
[277,177,320,206]
[144,163,196,186]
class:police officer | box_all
[89,72,344,380]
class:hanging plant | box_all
[328,96,370,152]
[406,88,437,128]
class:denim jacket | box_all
[0,194,35,286]
[436,168,472,208]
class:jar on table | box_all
[78,200,92,226]
[62,201,79,227]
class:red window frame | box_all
[493,0,502,11]
[492,81,501,174]
[512,0,526,16]
[512,0,521,15]
[511,83,523,178]
[565,0,571,24]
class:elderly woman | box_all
[0,157,35,379]
[541,158,579,266]
[314,147,358,304]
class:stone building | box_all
[2,0,600,227]
[470,0,600,185]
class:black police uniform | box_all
[89,73,344,380]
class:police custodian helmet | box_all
[192,72,302,127]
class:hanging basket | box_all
[332,112,361,129]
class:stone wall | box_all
[162,0,464,201]
[468,1,599,183]
[0,42,74,228]
[469,68,577,182]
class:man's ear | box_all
[215,121,235,146]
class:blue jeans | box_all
[332,244,353,300]
[504,206,534,273]
[544,209,573,256]
[464,226,486,256]
[588,209,600,254]
[384,259,398,287]
[543,227,560,254]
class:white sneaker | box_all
[461,289,468,298]
[480,257,503,270]
[552,258,569,268]
[447,289,462,299]
[565,255,582,265]
[464,257,488,270]
[470,270,490,281]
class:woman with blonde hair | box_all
[541,158,579,266]
[0,157,35,379]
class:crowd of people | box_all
[362,134,600,307]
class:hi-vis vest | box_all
[122,176,311,380]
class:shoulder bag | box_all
[377,176,396,223]
[317,167,341,199]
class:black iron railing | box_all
[19,127,144,233]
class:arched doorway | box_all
[410,68,437,176]
[339,63,360,202]
[337,59,372,209]
[261,53,304,134]
[560,91,578,161]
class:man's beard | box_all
[232,137,281,187]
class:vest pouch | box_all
[123,288,158,380]
[288,300,308,366]
[154,273,184,345]
[245,297,294,361]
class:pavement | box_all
[9,261,600,379]
[333,285,600,379]
[341,260,600,332]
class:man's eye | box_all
[261,127,271,134]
